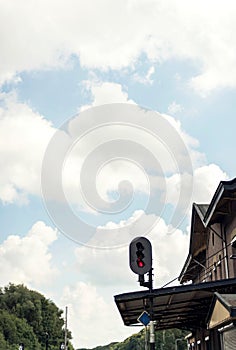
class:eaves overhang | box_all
[204,178,236,227]
[179,203,208,283]
[179,254,192,284]
[114,278,236,331]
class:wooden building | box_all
[179,178,236,349]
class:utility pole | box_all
[64,306,68,350]
[148,269,155,350]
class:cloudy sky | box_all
[1,0,236,348]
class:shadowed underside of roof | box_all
[115,278,236,331]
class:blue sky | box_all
[1,1,236,348]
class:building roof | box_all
[207,292,236,329]
[114,278,236,331]
[179,178,236,283]
[194,204,209,221]
[179,203,209,283]
[204,178,236,226]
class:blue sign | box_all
[137,311,150,326]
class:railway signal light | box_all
[129,237,152,275]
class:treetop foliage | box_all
[78,328,188,350]
[0,283,74,350]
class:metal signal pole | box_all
[148,269,155,350]
[129,237,155,349]
[64,306,68,350]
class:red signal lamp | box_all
[137,258,145,268]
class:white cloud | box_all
[0,85,189,210]
[0,93,55,204]
[62,102,198,212]
[133,66,155,85]
[75,213,189,288]
[61,282,137,348]
[80,81,135,111]
[0,221,58,287]
[166,163,228,208]
[192,164,228,203]
[168,101,183,115]
[0,84,228,233]
[0,1,236,93]
[74,238,132,287]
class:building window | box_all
[212,232,215,246]
[205,336,211,350]
[197,340,201,350]
[218,255,223,279]
[208,271,212,281]
[213,262,217,280]
[230,236,236,259]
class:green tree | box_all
[0,309,41,349]
[0,283,74,350]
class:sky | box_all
[1,0,236,348]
